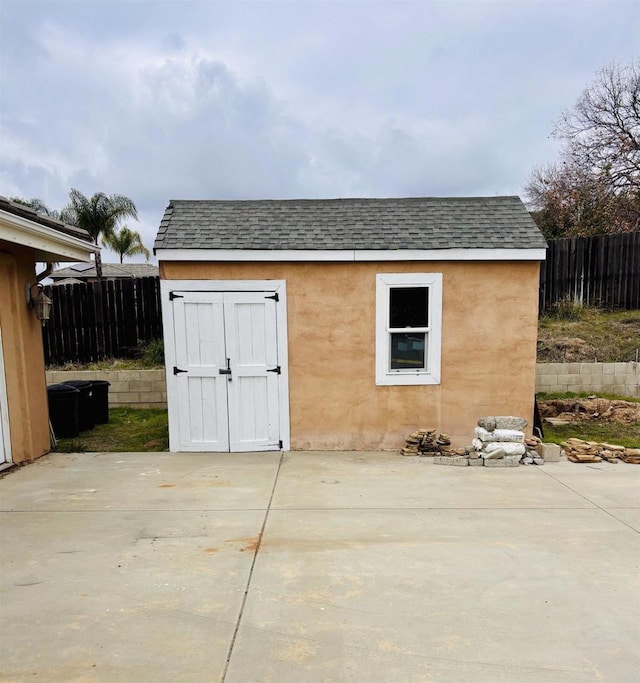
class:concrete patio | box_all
[1,451,638,682]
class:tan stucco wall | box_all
[0,245,51,464]
[161,260,541,450]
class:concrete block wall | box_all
[536,362,639,398]
[46,363,639,409]
[46,369,167,409]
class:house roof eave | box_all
[0,209,97,263]
[154,247,547,262]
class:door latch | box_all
[219,358,232,377]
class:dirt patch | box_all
[538,397,640,424]
[537,337,598,363]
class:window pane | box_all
[390,332,426,370]
[389,287,428,328]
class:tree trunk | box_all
[94,245,104,282]
[93,244,105,358]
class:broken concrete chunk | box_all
[477,416,497,432]
[535,443,560,462]
[521,456,534,465]
[494,416,528,430]
[482,447,506,459]
[433,456,469,466]
[474,427,525,443]
[484,457,519,467]
[484,442,526,456]
[533,457,545,465]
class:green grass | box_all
[537,391,639,403]
[54,407,168,452]
[48,339,164,371]
[542,421,640,449]
[538,307,640,362]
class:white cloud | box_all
[1,0,639,259]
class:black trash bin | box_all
[62,380,95,431]
[47,384,80,438]
[90,380,110,424]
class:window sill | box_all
[376,372,441,386]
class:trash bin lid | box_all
[90,380,111,387]
[62,380,93,389]
[47,383,80,394]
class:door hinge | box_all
[267,366,281,374]
[169,292,184,300]
[173,366,187,375]
[279,440,283,449]
[265,293,279,302]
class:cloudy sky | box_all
[1,0,638,262]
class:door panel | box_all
[173,292,229,451]
[224,293,280,451]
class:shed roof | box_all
[154,196,546,252]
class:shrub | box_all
[138,338,164,366]
[544,297,586,321]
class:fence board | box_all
[540,233,640,312]
[43,277,162,365]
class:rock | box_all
[494,416,528,430]
[521,457,534,465]
[477,416,497,432]
[468,449,480,459]
[472,438,484,451]
[533,457,545,465]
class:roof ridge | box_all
[169,195,522,204]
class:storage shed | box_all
[154,196,546,452]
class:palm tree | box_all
[102,225,150,264]
[11,196,59,218]
[61,189,138,281]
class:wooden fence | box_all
[43,277,162,365]
[539,232,640,312]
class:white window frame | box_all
[375,273,442,386]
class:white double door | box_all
[171,291,282,452]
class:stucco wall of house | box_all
[161,260,541,449]
[0,246,51,464]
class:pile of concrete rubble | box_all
[562,438,640,464]
[469,416,544,467]
[401,429,464,457]
[401,416,555,467]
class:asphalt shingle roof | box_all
[153,196,547,252]
[0,195,93,243]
